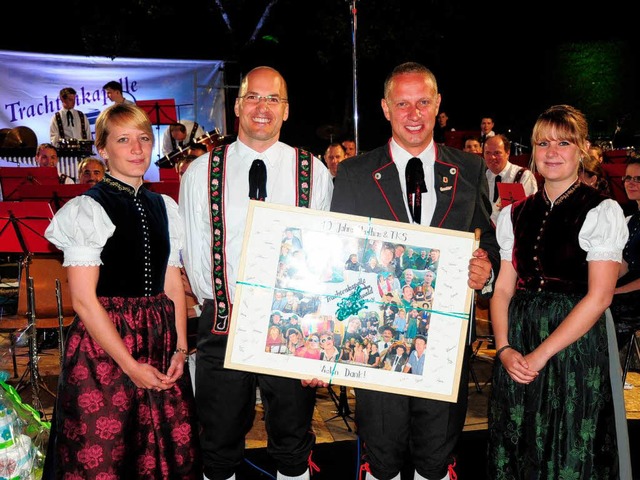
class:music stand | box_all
[19,183,91,212]
[0,166,60,201]
[0,201,58,410]
[136,99,178,161]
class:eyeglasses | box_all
[320,337,332,343]
[622,175,640,183]
[240,94,288,106]
[308,338,319,343]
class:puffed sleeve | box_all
[43,196,115,266]
[162,194,184,268]
[579,198,629,262]
[495,204,515,262]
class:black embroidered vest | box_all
[84,175,170,297]
[511,182,608,294]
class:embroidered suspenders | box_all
[207,145,313,334]
[514,167,527,183]
[55,112,66,140]
[55,110,89,140]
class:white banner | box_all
[0,50,227,181]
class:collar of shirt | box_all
[235,139,283,170]
[487,161,516,182]
[497,161,514,178]
[390,138,436,224]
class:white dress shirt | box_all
[390,139,436,225]
[49,108,93,146]
[486,161,538,225]
[179,140,334,304]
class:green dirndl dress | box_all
[487,290,619,479]
[487,183,631,480]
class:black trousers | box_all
[355,347,470,480]
[196,301,317,480]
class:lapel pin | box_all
[443,177,449,184]
[449,167,457,175]
[374,172,382,180]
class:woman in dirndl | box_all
[44,103,200,479]
[487,104,632,479]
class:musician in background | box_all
[161,120,205,156]
[103,80,134,105]
[35,143,75,184]
[49,87,92,148]
[77,157,106,185]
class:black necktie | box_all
[248,159,267,200]
[405,157,427,224]
[493,175,502,202]
[66,110,74,127]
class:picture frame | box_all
[224,201,478,401]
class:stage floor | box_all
[1,334,639,479]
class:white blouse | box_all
[44,193,184,268]
[496,198,629,263]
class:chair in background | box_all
[510,154,531,169]
[604,149,631,164]
[622,330,640,386]
[445,130,480,151]
[0,254,75,380]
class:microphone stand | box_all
[4,211,57,412]
[348,0,359,155]
[326,385,355,432]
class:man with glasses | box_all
[180,66,333,480]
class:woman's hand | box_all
[164,351,187,384]
[500,348,539,384]
[301,378,328,388]
[127,362,174,391]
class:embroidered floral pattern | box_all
[207,146,314,333]
[296,148,312,208]
[55,295,200,478]
[208,146,231,333]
